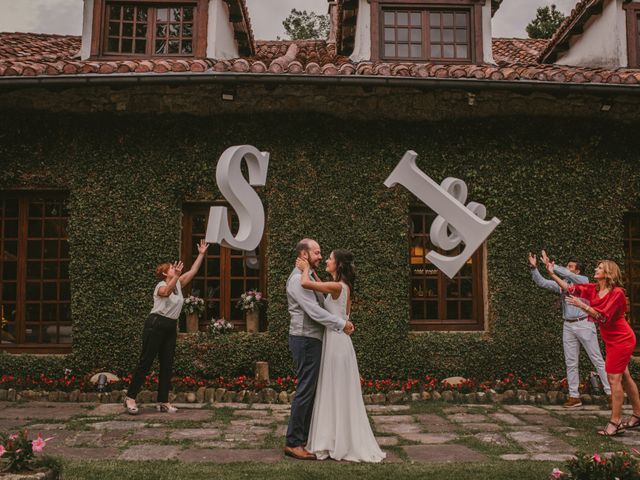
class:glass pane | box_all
[206,258,221,276]
[425,279,438,297]
[205,280,220,299]
[26,283,40,301]
[156,40,166,54]
[168,40,180,54]
[426,301,438,320]
[3,239,17,258]
[122,39,133,52]
[456,45,468,59]
[398,44,409,57]
[156,24,167,38]
[4,200,18,217]
[136,23,146,37]
[430,28,440,43]
[109,22,120,36]
[43,240,58,258]
[443,29,454,43]
[431,45,441,57]
[27,240,41,259]
[443,13,454,27]
[397,12,408,25]
[384,11,394,25]
[27,261,40,279]
[25,325,41,343]
[122,23,133,37]
[170,8,181,22]
[42,325,57,344]
[123,6,135,20]
[3,282,16,301]
[157,8,168,21]
[42,304,57,322]
[455,13,467,27]
[461,301,473,320]
[231,257,244,276]
[137,8,148,22]
[410,28,422,42]
[384,28,395,41]
[134,40,146,54]
[412,301,425,319]
[460,278,473,297]
[410,44,422,58]
[410,12,421,25]
[184,8,193,21]
[384,44,395,57]
[108,38,119,52]
[397,28,408,42]
[412,215,423,234]
[183,23,193,37]
[447,281,459,298]
[26,304,39,321]
[60,261,69,278]
[60,241,69,259]
[182,40,192,54]
[169,24,180,37]
[43,262,57,279]
[231,279,244,298]
[5,219,18,237]
[59,304,71,322]
[43,283,57,301]
[60,282,70,301]
[446,301,458,320]
[2,262,16,280]
[109,6,121,20]
[443,44,455,58]
[455,28,467,43]
[430,12,440,27]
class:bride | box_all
[295,250,386,463]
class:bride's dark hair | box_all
[332,249,356,299]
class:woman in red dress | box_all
[547,260,640,436]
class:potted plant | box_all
[181,295,205,333]
[207,318,234,336]
[236,290,266,333]
[0,429,59,479]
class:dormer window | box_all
[89,0,208,58]
[371,0,484,63]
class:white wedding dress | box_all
[306,283,386,463]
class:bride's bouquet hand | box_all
[296,258,310,271]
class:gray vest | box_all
[287,268,326,340]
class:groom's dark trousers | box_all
[286,335,323,447]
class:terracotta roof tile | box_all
[2,32,640,87]
[0,32,80,61]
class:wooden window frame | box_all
[90,0,209,59]
[180,203,267,332]
[408,205,485,332]
[0,191,71,354]
[624,3,640,68]
[371,0,485,63]
[624,211,640,350]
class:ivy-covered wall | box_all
[0,112,639,380]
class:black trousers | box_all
[286,335,323,447]
[127,313,177,403]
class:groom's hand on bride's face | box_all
[344,321,355,336]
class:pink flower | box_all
[593,453,602,463]
[31,434,46,453]
[8,434,17,440]
[0,444,5,457]
[550,468,564,479]
[256,293,262,301]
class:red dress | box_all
[568,284,635,374]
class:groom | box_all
[284,238,355,460]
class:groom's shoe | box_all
[284,446,316,460]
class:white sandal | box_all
[157,403,178,413]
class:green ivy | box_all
[0,113,638,381]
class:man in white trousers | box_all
[528,251,611,408]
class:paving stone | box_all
[171,403,207,409]
[119,409,213,422]
[503,405,548,415]
[0,419,29,432]
[462,423,502,432]
[488,413,525,425]
[365,405,410,413]
[375,436,399,446]
[519,415,565,426]
[92,404,126,416]
[225,425,272,435]
[532,453,576,461]
[230,418,276,426]
[414,414,450,425]
[474,433,510,446]
[47,446,120,460]
[199,440,244,449]
[120,444,181,461]
[129,428,170,441]
[0,405,88,420]
[500,454,530,461]
[507,431,576,454]
[448,413,488,423]
[374,423,422,435]
[614,436,640,446]
[90,420,147,430]
[169,428,222,441]
[402,444,488,463]
[233,409,269,418]
[181,448,283,463]
[400,433,457,444]
[372,415,415,424]
[382,449,402,463]
[274,424,287,437]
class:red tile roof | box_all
[539,0,605,63]
[1,32,640,87]
[492,38,549,66]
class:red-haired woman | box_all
[547,259,640,436]
[124,239,209,415]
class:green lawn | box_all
[59,459,557,480]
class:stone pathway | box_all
[0,400,635,464]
